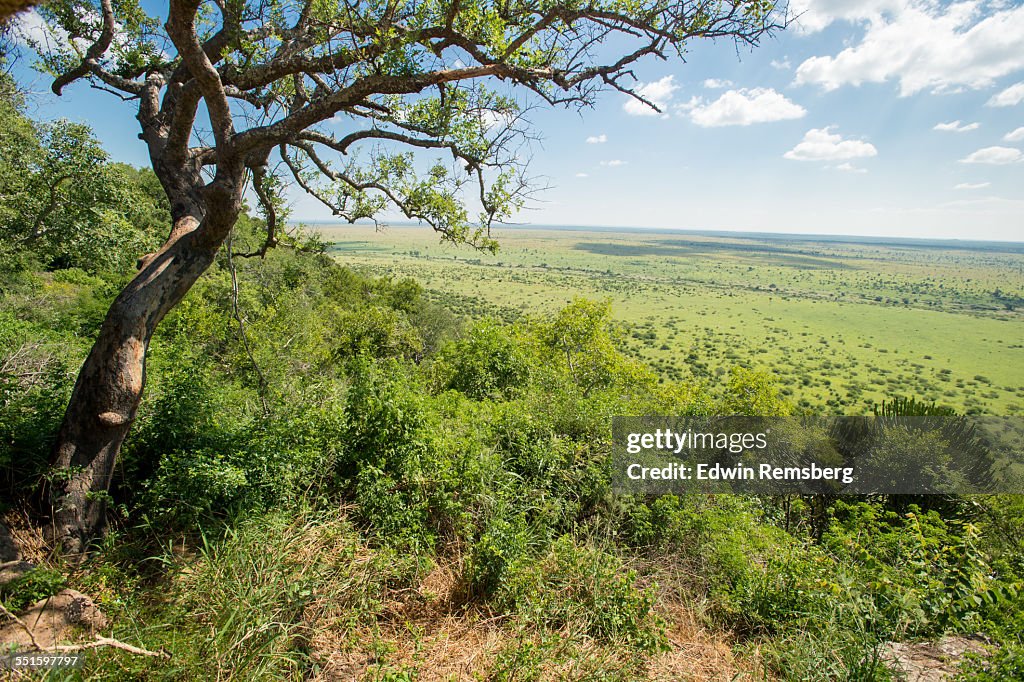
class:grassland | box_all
[315,224,1024,415]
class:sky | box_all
[10,0,1024,241]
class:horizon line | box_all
[294,219,1024,248]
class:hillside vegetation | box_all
[319,226,1024,416]
[3,77,1024,681]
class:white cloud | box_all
[575,172,589,178]
[933,120,980,132]
[789,0,905,34]
[954,181,991,189]
[936,196,1024,213]
[14,10,70,47]
[771,58,792,70]
[703,78,734,89]
[784,127,879,161]
[1005,126,1024,142]
[835,162,868,173]
[585,134,607,144]
[987,82,1024,106]
[479,110,514,131]
[623,76,678,116]
[13,10,47,44]
[684,88,806,127]
[15,7,158,57]
[794,1,1024,96]
[600,160,627,167]
[959,146,1023,164]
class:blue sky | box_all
[12,0,1024,241]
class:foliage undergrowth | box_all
[3,82,1023,678]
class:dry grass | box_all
[306,545,767,681]
[651,606,760,681]
[307,551,507,681]
[643,554,767,682]
[1,508,47,565]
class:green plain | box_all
[317,224,1024,416]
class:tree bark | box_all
[47,170,243,555]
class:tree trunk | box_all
[47,174,242,554]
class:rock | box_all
[0,560,35,586]
[883,636,990,681]
[0,589,108,649]
[0,521,19,563]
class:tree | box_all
[23,0,784,552]
[537,298,652,396]
[431,318,529,399]
[720,366,792,416]
[0,81,166,272]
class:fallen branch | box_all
[46,637,170,659]
[0,602,169,660]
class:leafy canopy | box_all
[0,75,166,272]
[23,0,783,248]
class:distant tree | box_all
[23,0,784,551]
[720,366,791,416]
[539,298,619,395]
[535,298,660,397]
[0,75,164,272]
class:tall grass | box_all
[69,508,418,681]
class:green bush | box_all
[430,319,530,400]
[353,465,434,552]
[956,645,1024,681]
[0,567,67,612]
[821,503,996,637]
[332,306,423,360]
[340,357,429,475]
[0,312,75,491]
[497,536,667,653]
[469,512,535,596]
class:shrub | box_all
[332,306,423,360]
[340,357,429,475]
[469,512,535,596]
[0,313,74,492]
[956,646,1024,681]
[497,536,667,653]
[430,319,530,400]
[353,465,434,552]
[0,567,67,612]
[719,367,792,416]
